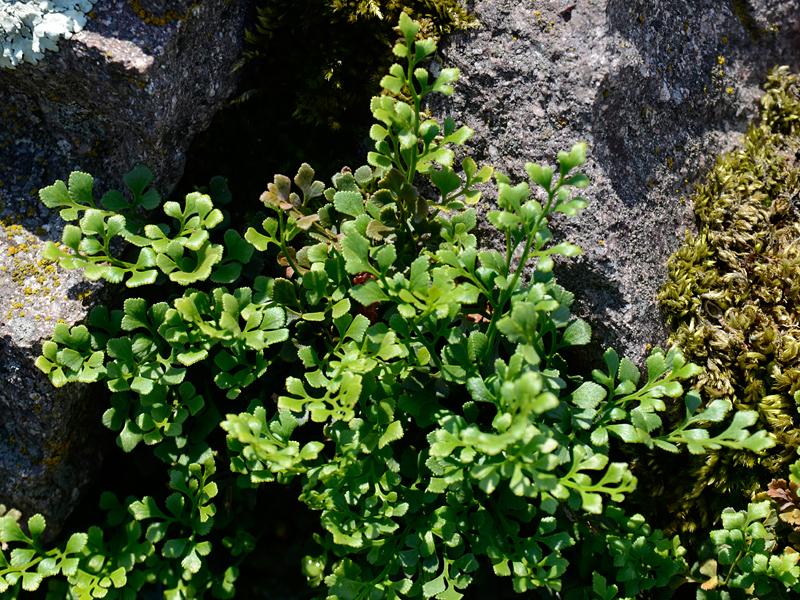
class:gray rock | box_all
[1,0,248,189]
[0,105,105,537]
[436,0,800,363]
[0,0,248,533]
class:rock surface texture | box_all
[1,0,247,188]
[437,0,800,363]
[0,0,247,533]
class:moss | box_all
[656,66,800,533]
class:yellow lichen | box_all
[1,205,72,322]
[128,0,198,26]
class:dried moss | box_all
[656,66,800,532]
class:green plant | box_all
[182,0,475,217]
[3,14,778,599]
[658,66,800,533]
[693,448,800,599]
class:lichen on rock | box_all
[658,66,800,531]
[0,0,95,69]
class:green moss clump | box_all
[657,66,800,532]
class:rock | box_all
[0,0,248,532]
[436,0,800,363]
[0,106,105,536]
[1,0,248,189]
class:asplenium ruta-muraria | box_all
[11,12,776,599]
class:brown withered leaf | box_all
[699,559,719,591]
[767,479,799,508]
[759,478,800,550]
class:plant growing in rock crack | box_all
[1,13,782,599]
[241,0,474,128]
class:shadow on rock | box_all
[0,334,105,539]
